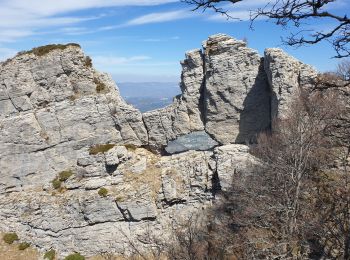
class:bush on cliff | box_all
[64,252,85,260]
[58,170,73,181]
[3,233,19,244]
[18,242,30,250]
[98,187,108,197]
[44,249,56,260]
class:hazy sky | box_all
[0,0,349,82]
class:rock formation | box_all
[0,35,317,258]
[264,48,317,119]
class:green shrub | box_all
[44,249,56,260]
[58,170,74,181]
[98,187,108,197]
[64,252,85,260]
[3,232,19,244]
[89,144,115,155]
[18,242,30,250]
[51,178,62,189]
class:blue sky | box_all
[0,0,349,82]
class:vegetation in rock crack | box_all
[89,144,115,155]
[58,170,74,182]
[98,187,108,197]
[84,56,92,67]
[94,77,107,93]
[3,233,19,244]
[44,249,56,260]
[124,144,137,151]
[18,242,30,250]
[64,252,85,260]
[51,170,73,190]
[18,43,80,57]
[115,196,124,202]
[51,178,61,189]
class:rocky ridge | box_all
[0,35,317,257]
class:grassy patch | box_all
[51,178,62,189]
[89,144,115,155]
[3,233,19,244]
[125,144,138,152]
[51,170,74,190]
[18,43,80,57]
[64,252,85,260]
[59,170,74,181]
[98,187,108,197]
[44,249,56,260]
[18,242,30,250]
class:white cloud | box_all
[124,10,193,26]
[93,55,152,66]
[0,0,178,42]
[1,0,178,17]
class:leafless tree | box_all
[182,0,350,58]
[305,62,350,259]
[122,212,234,260]
[210,88,343,258]
[337,59,350,80]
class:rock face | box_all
[0,36,318,258]
[0,145,256,257]
[203,34,271,144]
[142,49,205,149]
[143,34,316,147]
[264,48,317,119]
[0,44,147,194]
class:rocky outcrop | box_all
[142,49,205,149]
[144,34,316,147]
[264,48,317,119]
[0,44,148,194]
[0,35,318,258]
[203,34,271,144]
[0,144,257,257]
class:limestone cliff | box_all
[144,34,317,147]
[0,35,317,258]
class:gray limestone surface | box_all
[0,35,319,258]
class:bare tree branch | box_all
[183,0,350,58]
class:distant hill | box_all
[117,82,181,112]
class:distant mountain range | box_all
[117,82,181,112]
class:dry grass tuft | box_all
[89,144,115,155]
